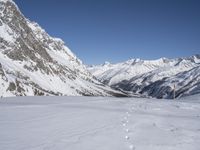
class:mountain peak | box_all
[88,55,200,98]
[103,61,111,66]
[193,54,200,59]
[0,0,19,11]
[0,0,124,97]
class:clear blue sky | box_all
[14,0,200,65]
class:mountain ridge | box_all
[88,54,200,98]
[0,0,125,97]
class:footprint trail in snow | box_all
[122,109,136,150]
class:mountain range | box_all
[88,55,200,99]
[0,0,199,99]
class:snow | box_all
[0,22,15,43]
[0,95,200,150]
[88,56,200,86]
[0,0,122,97]
[27,20,81,66]
[87,56,200,98]
[0,0,20,16]
[0,0,10,3]
[0,49,118,97]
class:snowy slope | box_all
[134,65,200,98]
[88,58,174,85]
[88,55,200,98]
[0,0,124,97]
[0,96,200,150]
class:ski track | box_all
[0,96,200,150]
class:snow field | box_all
[0,95,200,150]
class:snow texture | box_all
[0,95,200,150]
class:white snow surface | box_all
[0,95,200,150]
[0,22,15,43]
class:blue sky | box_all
[14,0,200,64]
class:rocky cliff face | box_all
[0,0,124,97]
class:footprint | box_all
[131,107,135,112]
[152,123,156,127]
[126,128,130,133]
[125,135,130,140]
[121,109,135,149]
[124,116,128,120]
[129,145,135,150]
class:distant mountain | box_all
[88,55,200,98]
[0,0,124,97]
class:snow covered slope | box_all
[88,55,200,98]
[0,95,200,150]
[0,0,124,97]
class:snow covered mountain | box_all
[0,0,124,97]
[88,55,200,98]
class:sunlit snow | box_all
[0,95,199,150]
